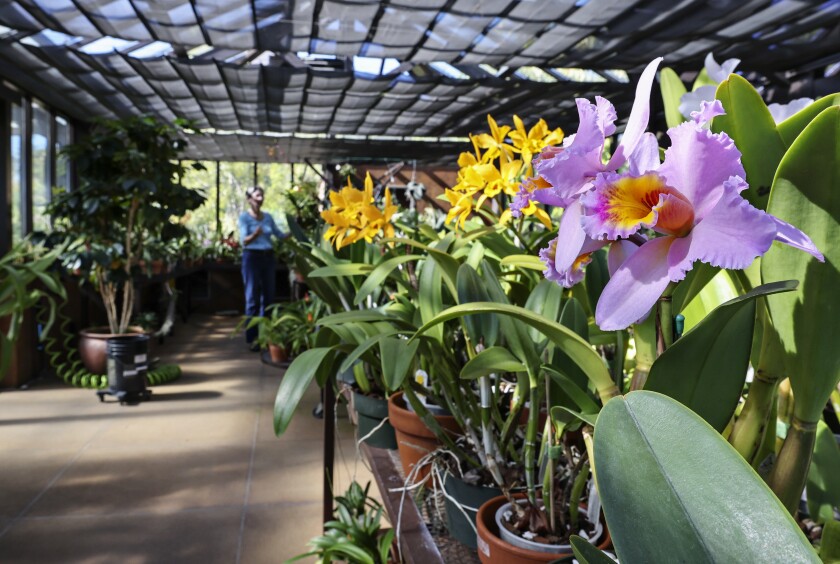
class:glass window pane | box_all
[10,103,22,243]
[181,160,217,241]
[55,115,71,192]
[31,101,51,233]
[219,161,254,240]
[256,162,291,231]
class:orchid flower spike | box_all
[580,101,824,331]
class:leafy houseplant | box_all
[289,481,396,564]
[0,239,66,380]
[44,115,205,336]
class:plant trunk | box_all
[768,417,817,515]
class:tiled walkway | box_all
[0,315,373,563]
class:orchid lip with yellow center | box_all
[581,172,695,240]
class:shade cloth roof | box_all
[1,0,838,162]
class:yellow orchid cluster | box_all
[445,115,563,229]
[321,172,397,249]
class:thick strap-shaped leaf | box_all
[457,264,498,347]
[274,347,336,435]
[659,67,688,129]
[806,421,840,524]
[379,337,419,391]
[461,346,526,380]
[645,280,796,432]
[763,106,840,422]
[594,392,819,563]
[570,535,617,564]
[714,74,787,210]
[413,302,616,401]
[353,254,422,305]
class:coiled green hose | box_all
[37,301,181,389]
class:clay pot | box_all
[268,343,288,363]
[78,326,146,375]
[476,495,611,564]
[387,391,461,484]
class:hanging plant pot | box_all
[475,495,611,564]
[79,326,146,375]
[387,391,461,483]
[443,472,502,550]
[353,391,397,450]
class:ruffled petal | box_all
[666,187,777,280]
[690,99,725,127]
[658,122,744,219]
[535,98,609,201]
[770,216,824,261]
[606,57,663,170]
[595,236,675,331]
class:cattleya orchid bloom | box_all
[321,172,397,249]
[523,57,663,285]
[678,52,740,118]
[579,100,824,330]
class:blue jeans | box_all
[241,250,276,344]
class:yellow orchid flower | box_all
[321,173,398,248]
[508,115,564,164]
[474,115,514,163]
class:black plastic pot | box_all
[443,471,502,550]
[96,335,151,404]
[353,391,397,450]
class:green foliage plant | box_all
[0,239,66,380]
[44,116,205,334]
[288,481,395,564]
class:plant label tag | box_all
[477,535,490,558]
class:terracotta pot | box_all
[476,495,611,564]
[78,326,146,375]
[387,391,461,484]
[268,343,288,363]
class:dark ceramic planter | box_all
[353,391,397,450]
[443,472,502,550]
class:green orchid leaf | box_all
[461,346,526,380]
[544,366,600,414]
[549,297,592,403]
[583,249,610,315]
[660,67,689,129]
[820,520,840,563]
[645,280,796,432]
[418,257,444,344]
[550,406,598,427]
[777,94,840,147]
[807,421,840,524]
[594,392,819,563]
[379,337,419,391]
[713,74,787,210]
[338,330,400,375]
[762,106,840,423]
[671,262,720,315]
[691,67,716,90]
[353,254,422,305]
[413,302,616,402]
[308,263,373,278]
[457,264,498,347]
[274,347,336,435]
[570,535,617,563]
[523,279,565,343]
[499,254,545,271]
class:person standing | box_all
[238,186,285,351]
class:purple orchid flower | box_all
[522,58,663,285]
[579,101,824,331]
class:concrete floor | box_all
[0,315,374,563]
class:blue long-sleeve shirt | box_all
[238,212,284,250]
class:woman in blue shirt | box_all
[238,186,285,350]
